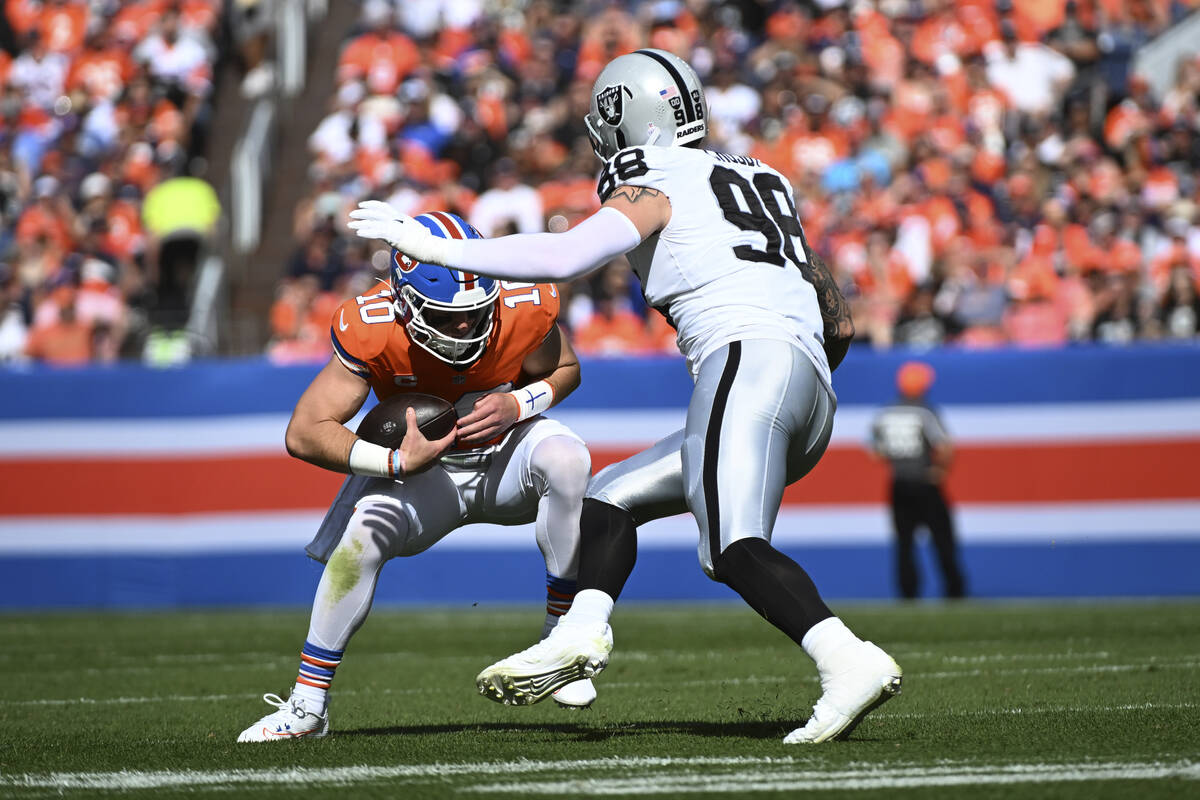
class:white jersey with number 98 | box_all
[599,145,831,390]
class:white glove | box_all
[347,200,455,265]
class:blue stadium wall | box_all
[1,343,1198,609]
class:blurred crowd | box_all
[271,0,1200,363]
[0,0,226,367]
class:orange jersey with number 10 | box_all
[330,281,561,421]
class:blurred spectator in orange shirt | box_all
[1004,290,1068,347]
[67,29,136,103]
[75,258,126,361]
[337,0,419,97]
[267,274,334,364]
[6,0,41,36]
[16,176,74,253]
[572,263,649,357]
[38,0,89,55]
[25,293,93,366]
[575,6,640,83]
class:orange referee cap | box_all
[897,361,935,398]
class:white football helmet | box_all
[584,48,708,161]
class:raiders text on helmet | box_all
[584,48,708,161]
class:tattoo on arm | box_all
[798,245,855,370]
[607,185,663,204]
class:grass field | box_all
[1,601,1197,798]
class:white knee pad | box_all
[529,434,592,499]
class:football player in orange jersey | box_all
[237,212,594,742]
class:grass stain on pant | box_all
[325,538,365,606]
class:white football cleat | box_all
[783,641,902,744]
[552,678,597,709]
[236,693,329,742]
[476,621,612,706]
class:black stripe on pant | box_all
[702,341,741,563]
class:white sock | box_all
[801,617,861,671]
[291,682,328,715]
[559,589,614,627]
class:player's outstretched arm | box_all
[456,325,581,446]
[798,246,855,371]
[348,200,644,283]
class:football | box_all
[355,393,457,449]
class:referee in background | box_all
[870,361,967,600]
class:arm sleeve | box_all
[442,206,643,283]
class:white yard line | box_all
[0,757,808,791]
[918,660,1200,680]
[0,685,450,707]
[883,701,1199,720]
[936,651,1113,663]
[1,758,1196,793]
[466,762,1200,795]
[4,657,1198,707]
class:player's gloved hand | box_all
[397,407,457,473]
[347,200,455,265]
[456,392,521,446]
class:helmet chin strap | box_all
[644,124,662,147]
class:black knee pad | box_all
[578,499,638,599]
[711,537,770,586]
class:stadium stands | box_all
[267,0,1200,362]
[0,0,223,365]
[2,1,1197,365]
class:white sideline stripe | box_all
[1,758,1195,792]
[0,414,295,457]
[2,400,1200,457]
[828,399,1200,445]
[467,762,1200,795]
[3,501,1200,554]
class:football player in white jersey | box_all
[349,49,902,744]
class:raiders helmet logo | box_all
[596,84,624,126]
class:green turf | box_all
[1,601,1198,798]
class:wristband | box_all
[508,380,555,422]
[348,439,404,478]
